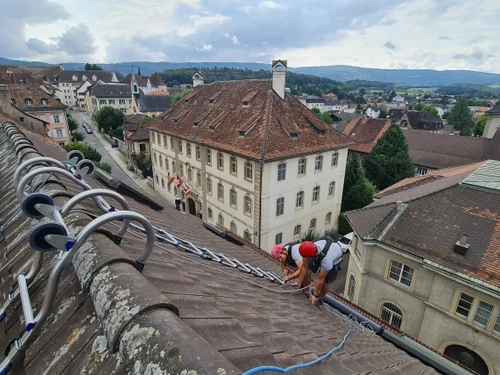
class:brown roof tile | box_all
[7,83,65,109]
[343,118,391,154]
[148,80,354,161]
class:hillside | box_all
[2,56,500,86]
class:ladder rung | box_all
[17,275,36,331]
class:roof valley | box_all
[259,89,273,160]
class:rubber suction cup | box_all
[29,222,68,252]
[67,150,84,163]
[21,193,54,219]
[76,160,95,177]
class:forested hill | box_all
[160,67,348,97]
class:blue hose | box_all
[242,327,355,374]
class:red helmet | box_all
[271,245,283,259]
[299,241,317,258]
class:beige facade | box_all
[345,238,499,375]
[150,132,348,251]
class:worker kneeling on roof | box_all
[271,241,304,285]
[296,237,344,308]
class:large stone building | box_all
[148,60,354,251]
[344,160,500,375]
[85,83,134,116]
[59,70,118,106]
[123,72,167,95]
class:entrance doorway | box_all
[188,198,197,216]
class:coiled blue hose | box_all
[241,327,355,374]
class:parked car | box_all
[84,127,93,134]
[111,140,118,148]
[338,232,353,253]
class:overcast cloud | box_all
[2,0,500,72]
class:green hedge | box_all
[338,213,353,235]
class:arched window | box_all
[161,177,165,188]
[155,174,159,184]
[41,98,48,105]
[380,302,403,329]
[444,345,489,375]
[10,98,16,105]
[230,221,237,234]
[347,276,356,301]
[24,98,33,105]
[218,214,224,226]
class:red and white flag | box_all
[176,175,184,188]
[183,182,192,196]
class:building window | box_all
[328,181,335,197]
[208,208,213,219]
[218,152,224,170]
[230,189,237,207]
[157,134,161,145]
[331,152,338,168]
[159,156,163,168]
[197,171,201,186]
[473,301,494,327]
[167,183,171,192]
[170,137,175,150]
[388,260,414,287]
[245,196,252,214]
[296,191,303,208]
[179,164,184,176]
[207,178,212,194]
[218,183,224,201]
[244,230,251,241]
[99,99,106,105]
[207,149,212,165]
[24,98,33,105]
[455,293,474,318]
[325,212,332,224]
[52,115,60,124]
[277,163,286,181]
[155,174,159,184]
[276,197,284,216]
[108,99,116,105]
[293,225,301,236]
[151,133,156,144]
[161,177,165,188]
[139,143,146,152]
[275,232,283,245]
[119,99,126,105]
[298,158,306,176]
[196,146,201,160]
[245,162,253,181]
[187,143,192,158]
[163,135,168,149]
[230,221,237,234]
[41,98,48,105]
[54,128,65,138]
[153,153,158,165]
[416,167,428,176]
[230,156,237,175]
[312,186,320,203]
[347,275,356,301]
[315,155,323,171]
[165,157,169,170]
[493,313,500,333]
[218,214,224,226]
[178,140,183,154]
[380,303,403,329]
[310,218,316,229]
[187,168,192,182]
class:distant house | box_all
[86,82,133,116]
[323,92,338,100]
[345,160,500,375]
[123,72,167,95]
[324,99,342,112]
[365,105,381,118]
[393,95,405,103]
[123,114,150,172]
[136,89,172,117]
[59,70,118,106]
[389,109,444,132]
[483,106,500,138]
[296,94,325,111]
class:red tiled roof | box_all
[148,80,354,161]
[7,83,65,109]
[343,117,391,154]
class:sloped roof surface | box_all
[0,119,444,374]
[343,118,391,153]
[148,80,354,161]
[331,112,362,122]
[138,90,172,112]
[59,70,115,83]
[8,84,65,109]
[91,83,131,98]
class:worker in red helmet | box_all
[296,237,344,308]
[271,242,305,284]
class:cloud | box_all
[439,35,451,40]
[196,44,214,51]
[383,41,397,50]
[56,24,97,55]
[231,35,239,45]
[26,38,58,54]
[453,50,488,61]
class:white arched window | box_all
[347,275,356,301]
[380,302,403,329]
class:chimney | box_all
[59,63,64,71]
[454,233,469,256]
[0,84,12,114]
[192,72,204,87]
[272,59,287,100]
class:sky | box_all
[2,0,500,72]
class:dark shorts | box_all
[308,258,340,284]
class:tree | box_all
[419,105,440,118]
[364,126,415,190]
[171,89,192,105]
[378,105,388,119]
[85,63,103,70]
[64,143,102,162]
[71,131,85,142]
[96,161,112,173]
[66,112,79,132]
[388,90,397,102]
[95,106,125,133]
[473,113,487,137]
[447,96,474,136]
[135,152,152,178]
[341,153,375,212]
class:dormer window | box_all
[24,98,33,106]
[41,98,48,106]
[72,75,77,81]
[82,75,87,81]
[10,98,16,105]
[242,91,258,107]
[92,75,97,81]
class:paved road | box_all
[70,110,147,190]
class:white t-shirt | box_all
[313,240,343,272]
[289,243,303,265]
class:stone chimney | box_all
[0,84,12,115]
[192,72,204,87]
[272,60,287,100]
